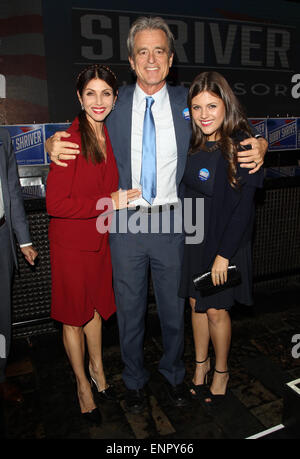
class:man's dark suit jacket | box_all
[0,127,31,267]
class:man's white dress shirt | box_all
[131,83,178,207]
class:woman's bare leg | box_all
[84,310,108,392]
[206,308,231,396]
[190,298,211,393]
[63,324,96,413]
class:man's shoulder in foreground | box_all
[117,84,136,98]
[166,83,189,104]
[167,83,188,94]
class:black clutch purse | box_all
[192,265,241,297]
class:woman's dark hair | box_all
[76,64,118,164]
[188,71,252,188]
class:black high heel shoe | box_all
[89,374,117,402]
[81,407,102,425]
[190,356,210,399]
[203,368,229,407]
[78,385,102,424]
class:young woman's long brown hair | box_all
[188,71,252,188]
[76,65,118,164]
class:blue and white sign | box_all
[297,118,300,149]
[267,118,297,151]
[5,124,45,165]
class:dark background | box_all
[41,0,300,123]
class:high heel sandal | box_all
[89,370,117,402]
[190,356,210,399]
[204,368,229,407]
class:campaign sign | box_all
[297,118,300,149]
[44,123,71,164]
[5,124,45,165]
[249,118,267,139]
[267,118,297,151]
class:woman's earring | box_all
[81,103,85,111]
[112,103,115,111]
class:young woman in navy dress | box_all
[46,65,140,423]
[179,72,263,405]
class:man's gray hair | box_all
[127,16,175,58]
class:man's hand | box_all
[237,136,268,174]
[45,131,80,167]
[20,246,38,266]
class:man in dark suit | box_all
[0,127,38,403]
[46,17,268,413]
[104,19,194,412]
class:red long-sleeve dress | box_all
[46,118,119,326]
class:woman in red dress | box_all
[46,65,140,424]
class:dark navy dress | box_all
[179,141,263,312]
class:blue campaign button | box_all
[182,108,190,120]
[198,168,210,181]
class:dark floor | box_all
[1,286,300,442]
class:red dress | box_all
[46,118,119,326]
